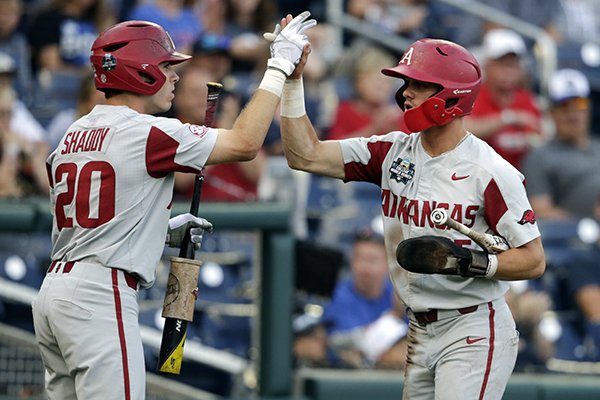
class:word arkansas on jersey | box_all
[382,189,479,228]
[61,127,111,155]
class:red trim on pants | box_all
[479,301,496,400]
[112,269,131,400]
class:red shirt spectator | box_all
[470,84,541,168]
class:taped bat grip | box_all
[162,256,202,321]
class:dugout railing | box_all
[0,198,298,399]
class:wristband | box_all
[485,254,498,279]
[258,68,286,97]
[281,77,306,118]
[267,58,295,77]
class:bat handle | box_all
[431,208,449,225]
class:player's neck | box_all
[106,93,147,114]
[420,119,468,157]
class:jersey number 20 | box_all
[54,161,116,230]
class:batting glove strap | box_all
[267,58,296,78]
[459,249,496,278]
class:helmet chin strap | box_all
[404,97,463,132]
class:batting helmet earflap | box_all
[381,38,481,132]
[90,20,191,95]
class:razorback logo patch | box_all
[518,210,536,225]
[189,124,208,138]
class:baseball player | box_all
[32,15,315,400]
[276,31,545,400]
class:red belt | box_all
[47,260,139,291]
[411,305,479,325]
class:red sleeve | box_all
[146,126,200,178]
[343,140,393,186]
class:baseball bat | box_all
[157,82,223,375]
[430,208,508,253]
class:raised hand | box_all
[263,11,316,76]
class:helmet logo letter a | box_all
[400,47,414,66]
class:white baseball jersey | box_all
[46,104,218,286]
[340,131,540,311]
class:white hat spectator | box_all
[0,52,17,75]
[359,312,408,365]
[548,68,591,104]
[482,29,526,61]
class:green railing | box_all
[0,198,297,399]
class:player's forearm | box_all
[281,115,320,170]
[493,238,545,280]
[210,70,284,163]
[280,78,345,179]
[231,88,281,158]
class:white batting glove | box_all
[481,233,510,253]
[263,11,317,76]
[166,213,213,249]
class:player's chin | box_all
[159,99,173,113]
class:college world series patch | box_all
[389,157,415,184]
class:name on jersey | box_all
[61,127,111,155]
[382,189,479,227]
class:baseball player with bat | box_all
[278,33,545,399]
[32,14,315,400]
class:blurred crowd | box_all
[2,0,600,377]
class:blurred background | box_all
[2,0,600,398]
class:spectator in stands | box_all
[292,311,329,367]
[346,0,428,42]
[522,68,600,220]
[191,32,234,84]
[224,0,277,77]
[0,0,34,102]
[0,52,48,161]
[26,0,115,76]
[505,284,556,372]
[359,295,408,370]
[523,68,600,366]
[327,46,407,140]
[322,229,394,368]
[554,0,600,44]
[127,0,202,55]
[0,86,48,198]
[477,0,563,43]
[196,0,227,34]
[45,74,105,150]
[170,66,265,202]
[465,29,543,170]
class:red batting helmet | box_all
[90,20,191,95]
[382,38,481,132]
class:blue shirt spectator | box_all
[128,0,202,54]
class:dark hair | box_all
[353,227,384,245]
[102,88,123,99]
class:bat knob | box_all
[431,208,448,225]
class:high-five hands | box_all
[166,213,213,250]
[263,11,316,76]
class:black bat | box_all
[157,82,223,375]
